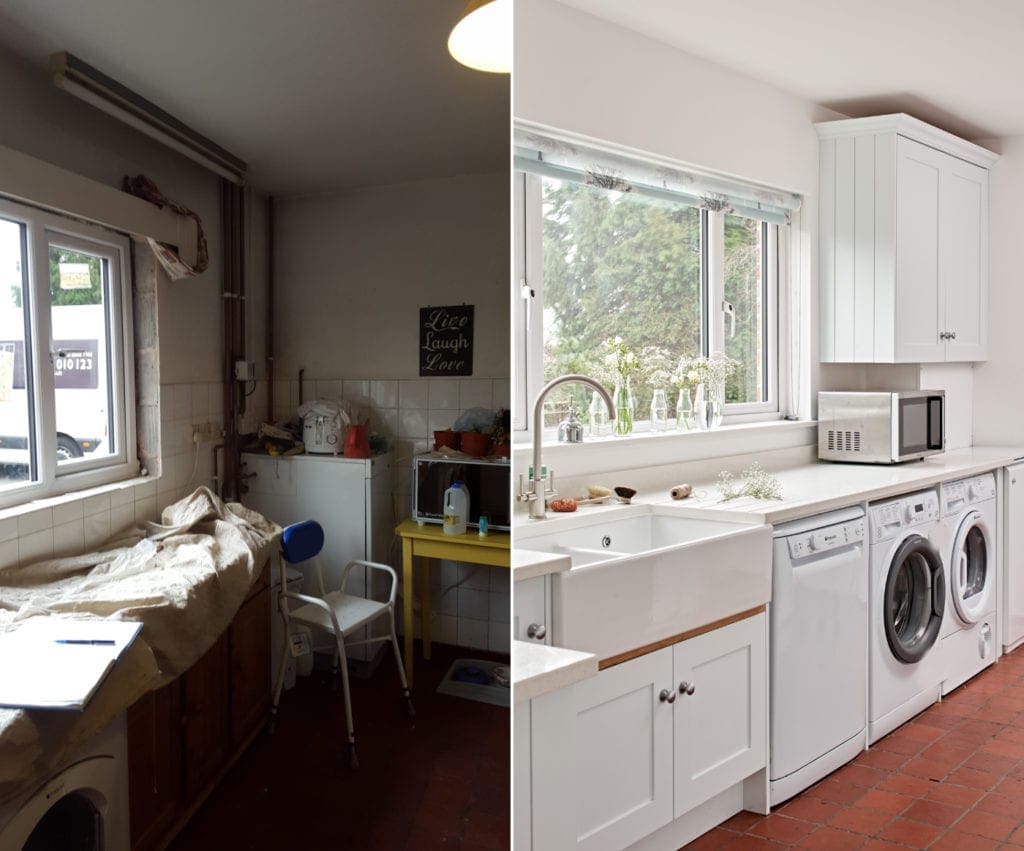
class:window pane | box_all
[540,177,702,427]
[723,214,765,404]
[0,218,36,486]
[48,244,115,467]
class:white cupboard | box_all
[1004,464,1024,652]
[526,612,767,850]
[515,575,552,645]
[817,114,996,364]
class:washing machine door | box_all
[884,534,945,663]
[951,510,993,624]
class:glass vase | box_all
[588,390,610,437]
[709,379,725,428]
[692,382,713,431]
[675,387,693,431]
[650,388,669,432]
[613,378,635,436]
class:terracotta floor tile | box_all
[747,814,817,843]
[809,778,868,806]
[957,810,1020,841]
[833,763,889,788]
[685,827,743,850]
[930,830,1002,850]
[964,751,1021,775]
[854,749,908,772]
[779,795,846,824]
[876,816,944,846]
[925,782,986,808]
[901,798,967,827]
[857,841,905,851]
[852,789,915,815]
[1007,824,1024,845]
[903,755,955,781]
[722,811,765,832]
[947,766,1005,791]
[975,792,1022,819]
[722,835,789,849]
[827,806,893,835]
[794,826,865,850]
[875,772,935,797]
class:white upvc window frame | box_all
[514,172,784,436]
[0,195,136,508]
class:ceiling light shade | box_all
[447,0,511,74]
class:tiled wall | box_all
[157,381,225,504]
[250,374,511,655]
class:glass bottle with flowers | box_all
[672,352,738,430]
[642,346,673,433]
[602,337,640,435]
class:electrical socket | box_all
[192,422,221,444]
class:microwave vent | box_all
[827,429,861,452]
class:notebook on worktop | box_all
[0,618,142,710]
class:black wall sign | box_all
[419,305,474,377]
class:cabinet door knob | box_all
[659,688,676,704]
[526,623,547,640]
[950,331,957,340]
[679,681,696,696]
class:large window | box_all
[515,170,779,431]
[0,197,134,504]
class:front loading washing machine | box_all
[0,715,129,850]
[869,489,945,743]
[938,473,998,694]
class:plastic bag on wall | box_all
[122,174,210,280]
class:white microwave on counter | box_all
[412,454,510,530]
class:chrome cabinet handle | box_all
[950,331,957,340]
[679,681,696,696]
[526,623,547,640]
[659,688,676,704]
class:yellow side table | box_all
[394,518,511,685]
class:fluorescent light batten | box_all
[448,0,511,74]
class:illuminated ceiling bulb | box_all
[447,0,511,74]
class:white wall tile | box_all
[0,517,19,543]
[110,504,134,534]
[19,528,52,564]
[18,507,52,537]
[488,621,510,654]
[53,520,85,557]
[428,410,458,436]
[460,379,493,410]
[134,496,158,524]
[489,590,510,624]
[398,409,427,440]
[458,618,488,651]
[342,379,369,405]
[83,493,111,517]
[191,383,209,418]
[0,539,18,569]
[492,379,511,410]
[428,379,460,410]
[434,587,458,616]
[464,565,490,590]
[173,384,192,420]
[457,587,489,621]
[433,614,458,646]
[84,513,111,548]
[109,486,133,508]
[370,380,398,408]
[52,500,84,527]
[399,380,428,411]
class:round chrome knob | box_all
[659,689,676,704]
[679,681,696,696]
[526,623,547,640]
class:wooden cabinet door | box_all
[230,585,271,747]
[181,632,230,802]
[942,158,988,361]
[127,682,181,851]
[571,648,674,851]
[673,613,767,816]
[895,136,946,363]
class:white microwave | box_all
[818,390,945,464]
[412,454,510,530]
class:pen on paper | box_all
[54,639,116,646]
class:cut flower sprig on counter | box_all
[717,463,783,502]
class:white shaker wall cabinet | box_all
[817,114,997,364]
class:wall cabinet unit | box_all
[127,565,270,851]
[527,612,767,851]
[818,114,997,364]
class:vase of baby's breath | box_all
[672,353,738,431]
[603,337,640,435]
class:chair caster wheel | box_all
[405,699,416,718]
[348,745,359,770]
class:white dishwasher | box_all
[770,506,867,806]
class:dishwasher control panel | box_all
[787,518,865,560]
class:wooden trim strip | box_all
[597,605,766,670]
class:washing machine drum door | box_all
[952,511,992,623]
[884,534,945,663]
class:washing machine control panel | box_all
[871,492,938,540]
[788,518,864,559]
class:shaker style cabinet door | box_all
[942,158,988,361]
[673,613,767,816]
[514,575,551,645]
[571,648,674,851]
[894,136,946,363]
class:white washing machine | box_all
[937,473,998,694]
[0,715,129,850]
[869,489,945,744]
[769,507,868,805]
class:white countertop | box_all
[513,640,598,703]
[513,548,572,582]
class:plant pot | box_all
[492,441,510,458]
[434,430,460,451]
[460,431,492,457]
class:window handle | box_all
[722,300,736,338]
[520,279,534,332]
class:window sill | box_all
[0,473,157,525]
[512,418,817,481]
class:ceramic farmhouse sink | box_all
[517,505,773,660]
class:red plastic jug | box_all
[343,423,371,458]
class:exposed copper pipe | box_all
[266,195,275,422]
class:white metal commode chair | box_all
[272,520,414,768]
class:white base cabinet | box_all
[817,114,996,364]
[1004,464,1024,651]
[515,575,552,645]
[524,612,767,851]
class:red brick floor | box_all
[169,642,509,850]
[686,647,1024,849]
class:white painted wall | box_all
[973,136,1022,447]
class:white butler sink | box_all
[517,505,772,661]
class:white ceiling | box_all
[556,0,1024,142]
[0,0,509,194]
